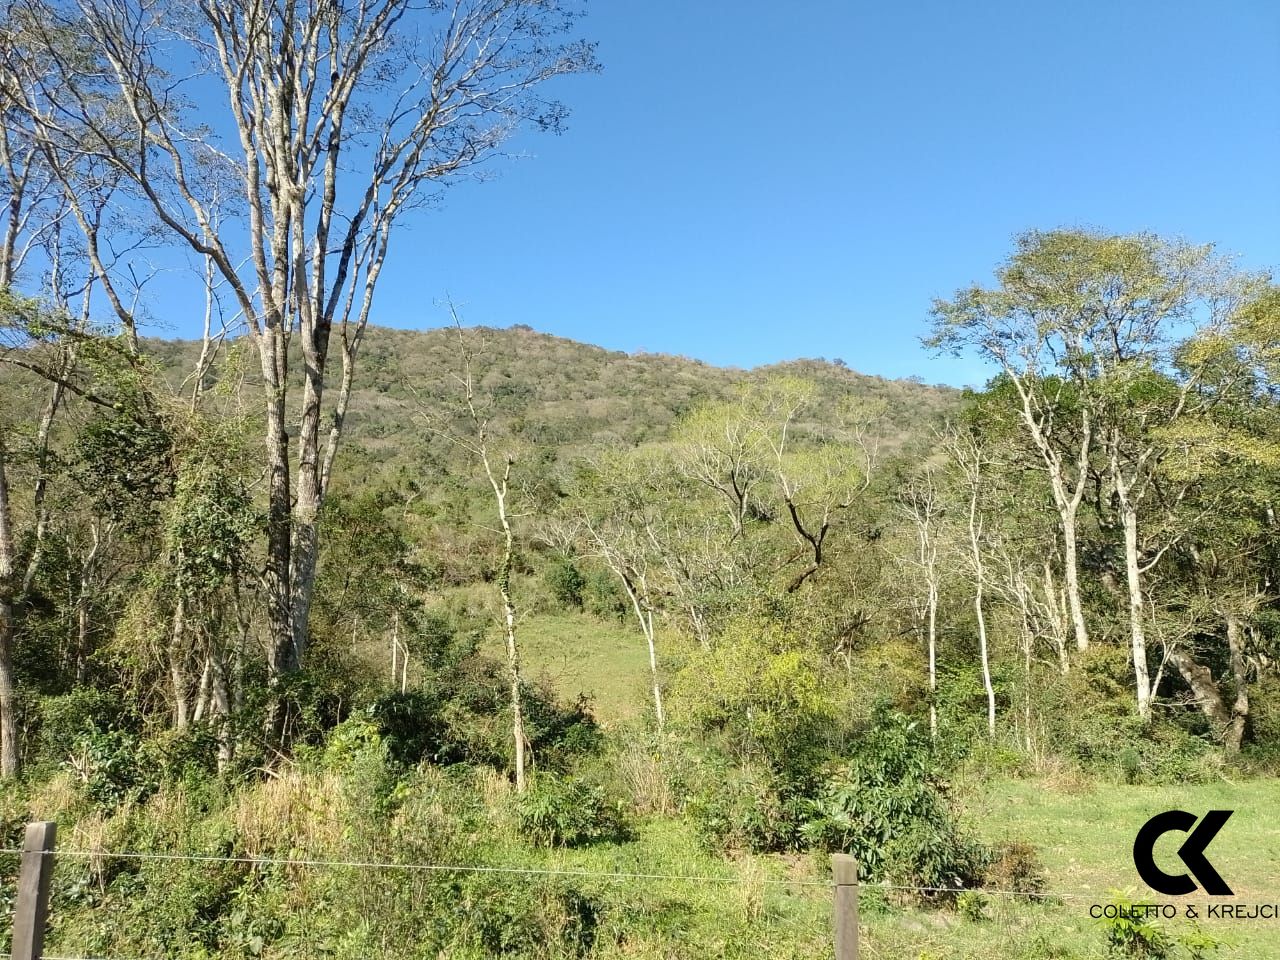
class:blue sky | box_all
[168,0,1280,388]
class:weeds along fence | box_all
[1,821,858,960]
[0,819,1245,960]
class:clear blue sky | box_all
[168,0,1280,387]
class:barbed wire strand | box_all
[0,847,829,887]
[4,847,1269,904]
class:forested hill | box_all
[144,323,962,468]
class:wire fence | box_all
[0,845,1251,900]
[3,838,1276,960]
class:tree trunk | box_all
[261,346,294,745]
[1120,505,1152,721]
[643,606,664,733]
[0,446,20,777]
[210,646,233,771]
[498,542,526,793]
[975,582,995,737]
[1226,615,1249,754]
[192,657,212,723]
[170,596,190,730]
[74,594,90,685]
[0,595,16,779]
[1016,384,1090,653]
[963,479,996,738]
[1043,561,1070,675]
[1168,648,1229,729]
[1059,506,1090,653]
[927,578,938,740]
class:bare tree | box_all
[942,425,996,737]
[929,286,1094,653]
[898,469,943,740]
[3,0,596,744]
[414,320,531,790]
[759,382,882,593]
[575,449,672,732]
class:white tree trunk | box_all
[975,581,995,737]
[1121,504,1153,721]
[1226,615,1249,754]
[927,578,938,740]
[0,446,19,777]
[1059,504,1090,653]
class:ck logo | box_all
[1133,810,1234,896]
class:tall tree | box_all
[898,469,943,740]
[415,322,533,790]
[3,0,596,744]
[930,230,1264,720]
[942,424,997,737]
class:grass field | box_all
[499,777,1280,958]
[487,612,654,724]
[489,612,1280,956]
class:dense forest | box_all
[1,1,1279,958]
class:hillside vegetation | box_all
[142,322,961,465]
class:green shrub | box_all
[582,568,627,621]
[515,774,633,847]
[671,618,843,780]
[1242,675,1280,772]
[545,558,587,611]
[880,815,989,899]
[365,690,451,767]
[1094,895,1222,958]
[686,763,809,853]
[441,874,603,958]
[1031,650,1220,784]
[800,710,988,896]
[364,656,601,776]
[67,728,158,809]
[956,889,989,922]
[149,724,221,785]
[36,688,134,766]
[438,657,602,773]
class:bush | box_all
[672,618,843,780]
[365,690,452,767]
[545,559,586,611]
[800,710,988,897]
[686,762,809,853]
[879,813,989,899]
[149,724,221,785]
[1095,895,1222,958]
[1030,649,1221,784]
[67,728,158,809]
[1242,674,1280,772]
[364,657,601,776]
[442,875,603,958]
[582,568,627,621]
[35,688,134,767]
[515,774,633,847]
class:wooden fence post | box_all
[832,853,858,960]
[12,821,56,960]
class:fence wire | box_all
[2,845,1262,903]
[5,842,1275,960]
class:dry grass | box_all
[612,736,676,816]
[227,770,347,858]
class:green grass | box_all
[452,600,1280,956]
[499,776,1280,959]
[958,777,1280,958]
[479,609,1280,955]
[490,612,654,725]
